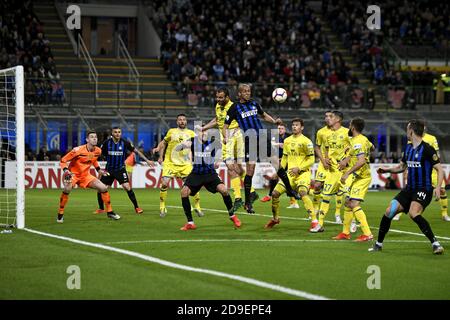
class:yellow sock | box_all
[302,195,316,221]
[193,192,201,210]
[313,191,321,213]
[272,196,280,220]
[353,206,371,236]
[231,176,242,199]
[160,186,168,210]
[342,207,353,234]
[335,194,343,216]
[318,195,331,226]
[440,196,448,216]
[241,171,255,193]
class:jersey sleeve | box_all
[305,139,314,156]
[189,130,195,139]
[432,137,439,151]
[315,130,322,147]
[163,129,173,143]
[224,105,237,125]
[125,139,135,152]
[426,144,440,166]
[60,147,80,170]
[256,102,264,115]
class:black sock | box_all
[377,215,392,244]
[244,175,252,205]
[268,178,278,196]
[97,192,104,210]
[277,167,295,196]
[222,194,233,214]
[412,215,437,243]
[127,189,138,208]
[181,197,193,222]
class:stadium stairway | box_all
[34,2,188,115]
[313,11,388,111]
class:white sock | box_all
[432,241,441,247]
[376,241,383,247]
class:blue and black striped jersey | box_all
[101,137,134,172]
[190,137,216,175]
[401,141,439,190]
[224,100,264,132]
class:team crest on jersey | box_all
[415,153,419,158]
[433,154,438,161]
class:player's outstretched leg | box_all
[180,186,196,231]
[277,167,301,200]
[123,183,143,214]
[408,203,444,254]
[90,179,120,220]
[217,184,241,228]
[369,200,400,252]
[57,178,73,223]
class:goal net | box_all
[0,66,24,230]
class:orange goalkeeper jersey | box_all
[60,144,102,176]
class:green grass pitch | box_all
[1,188,449,300]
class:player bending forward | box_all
[177,131,241,231]
[58,130,120,223]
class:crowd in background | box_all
[150,0,447,109]
[0,0,65,106]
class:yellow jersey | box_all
[315,126,332,155]
[325,126,350,171]
[422,133,439,154]
[281,134,315,171]
[349,133,373,178]
[163,128,195,166]
[216,100,238,131]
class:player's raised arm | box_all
[201,117,217,132]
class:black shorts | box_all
[394,189,433,212]
[100,167,130,186]
[184,172,223,196]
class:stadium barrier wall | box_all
[5,161,450,189]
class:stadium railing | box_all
[22,78,447,113]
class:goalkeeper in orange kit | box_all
[57,130,120,223]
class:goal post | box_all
[0,65,25,230]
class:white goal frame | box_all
[1,66,24,229]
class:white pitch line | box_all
[24,203,450,240]
[23,227,331,300]
[105,239,450,245]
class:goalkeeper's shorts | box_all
[71,174,97,188]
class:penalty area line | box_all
[23,227,331,300]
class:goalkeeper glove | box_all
[63,169,73,183]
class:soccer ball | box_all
[272,88,287,103]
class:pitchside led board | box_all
[4,161,450,190]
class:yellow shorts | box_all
[222,129,245,161]
[322,170,353,196]
[348,175,371,201]
[161,162,192,179]
[315,162,329,182]
[274,171,311,195]
[432,170,446,188]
